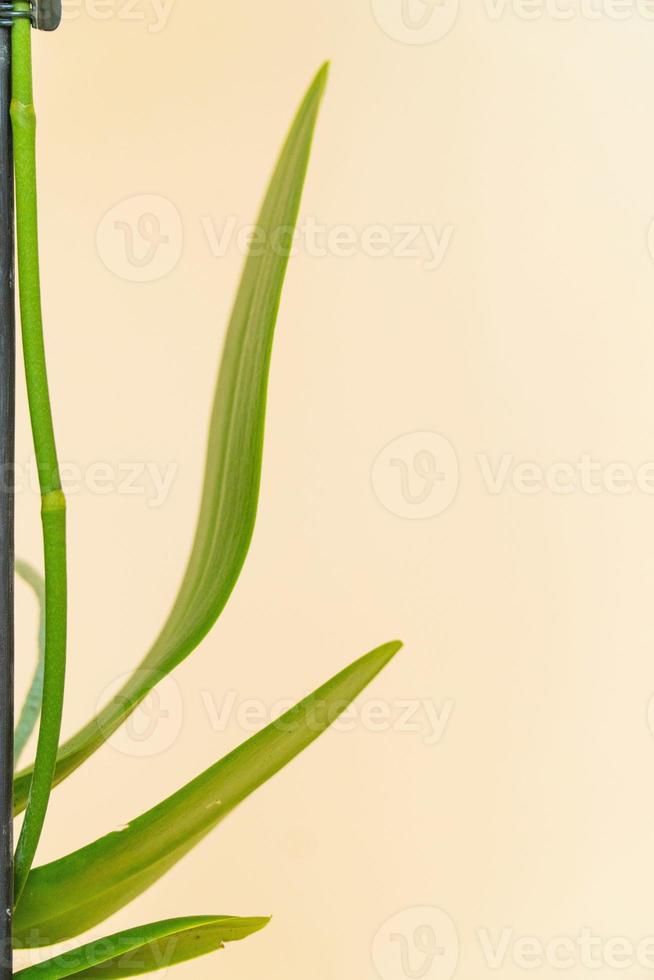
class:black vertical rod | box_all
[0,22,13,980]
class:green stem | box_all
[11,10,67,906]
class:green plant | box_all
[7,34,402,980]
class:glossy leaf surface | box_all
[13,63,329,815]
[14,915,269,978]
[15,641,401,946]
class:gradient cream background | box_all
[10,0,654,977]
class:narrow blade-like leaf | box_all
[14,561,46,766]
[14,915,269,978]
[15,640,402,946]
[14,62,329,815]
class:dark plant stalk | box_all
[0,22,14,980]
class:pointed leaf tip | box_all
[372,639,404,666]
[13,66,330,817]
[314,61,330,90]
[14,915,271,979]
[15,640,401,945]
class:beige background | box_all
[11,0,654,977]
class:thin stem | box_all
[0,20,14,979]
[11,9,67,906]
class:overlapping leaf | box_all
[14,915,269,978]
[13,61,330,815]
[14,641,401,946]
[14,561,46,766]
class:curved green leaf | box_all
[15,640,402,946]
[14,560,46,767]
[13,61,330,816]
[14,915,269,978]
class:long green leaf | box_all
[14,915,269,978]
[13,61,330,816]
[14,561,46,767]
[15,640,402,947]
